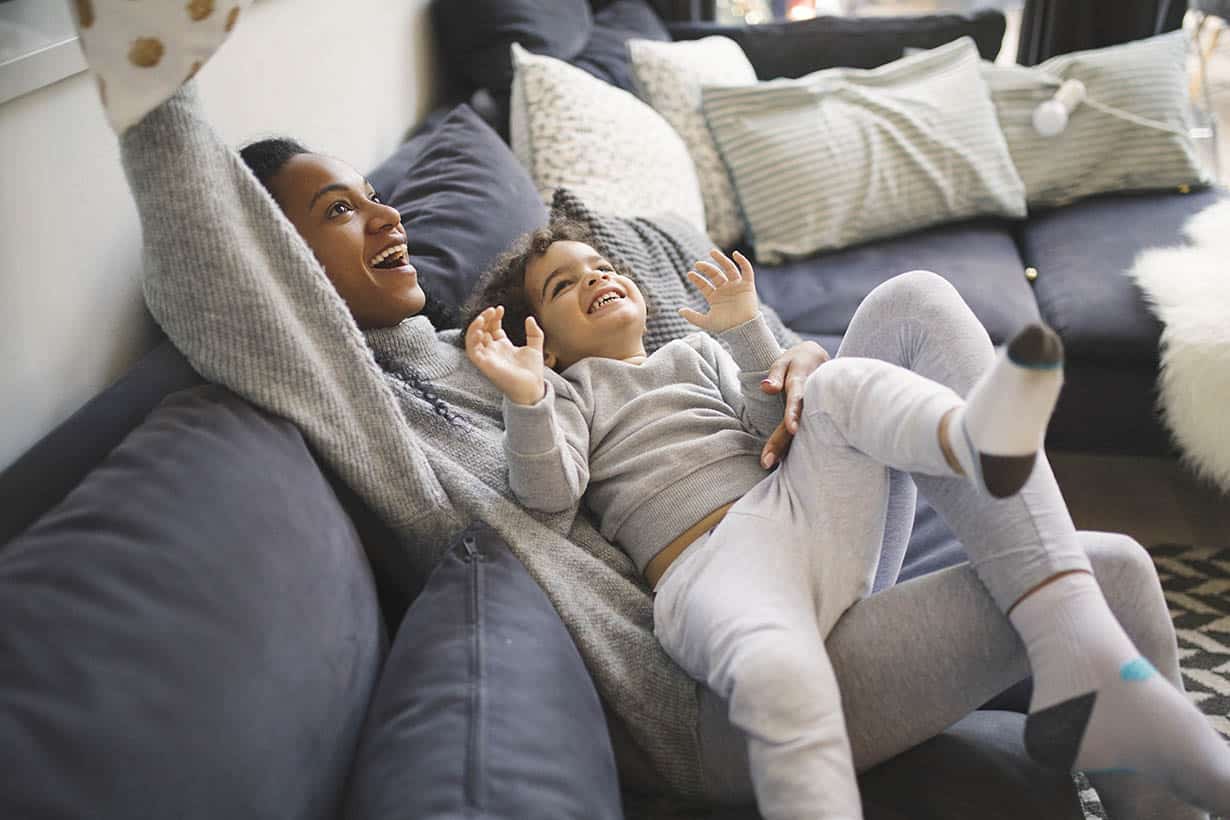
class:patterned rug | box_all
[1080,544,1230,819]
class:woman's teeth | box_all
[588,293,622,313]
[370,243,408,269]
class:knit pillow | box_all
[628,36,757,248]
[510,43,707,237]
[71,0,252,134]
[550,188,800,354]
[980,31,1210,208]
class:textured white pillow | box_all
[628,36,756,248]
[509,43,706,234]
[702,38,1026,263]
[71,0,253,134]
[980,31,1211,208]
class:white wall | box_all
[0,0,439,471]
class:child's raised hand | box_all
[465,306,546,406]
[679,249,761,334]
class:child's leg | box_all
[830,270,1230,816]
[654,517,864,820]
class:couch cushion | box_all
[0,385,383,820]
[431,0,593,95]
[367,104,549,311]
[1022,187,1226,365]
[756,219,1037,346]
[572,0,670,93]
[666,10,1005,79]
[344,522,622,820]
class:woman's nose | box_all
[367,200,403,232]
[586,271,612,286]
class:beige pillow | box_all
[509,43,706,234]
[702,37,1025,263]
[628,36,757,248]
[980,31,1211,208]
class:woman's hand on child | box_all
[465,306,546,406]
[759,340,831,468]
[680,250,761,334]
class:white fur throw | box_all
[1127,197,1230,492]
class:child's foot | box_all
[1012,573,1230,815]
[947,323,1064,497]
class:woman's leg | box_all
[831,270,1227,816]
[696,532,1206,820]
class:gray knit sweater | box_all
[120,84,704,797]
[503,316,784,572]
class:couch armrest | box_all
[667,10,1006,79]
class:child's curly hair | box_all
[464,219,652,347]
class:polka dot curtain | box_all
[70,0,253,134]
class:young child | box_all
[464,220,1230,820]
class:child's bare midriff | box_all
[645,500,738,589]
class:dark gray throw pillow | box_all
[344,522,623,820]
[367,104,548,311]
[550,188,801,354]
[0,385,384,820]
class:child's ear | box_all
[543,349,559,370]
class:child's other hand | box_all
[679,249,761,334]
[465,306,546,406]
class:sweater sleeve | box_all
[710,313,786,439]
[120,84,452,541]
[501,376,590,515]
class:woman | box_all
[119,83,1213,819]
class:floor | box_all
[1051,452,1230,550]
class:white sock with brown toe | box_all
[945,323,1064,497]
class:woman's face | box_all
[268,153,424,330]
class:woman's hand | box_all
[759,340,831,468]
[465,306,546,406]
[679,249,761,334]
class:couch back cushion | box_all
[667,9,1005,79]
[431,0,594,94]
[0,385,383,820]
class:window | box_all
[715,0,1025,64]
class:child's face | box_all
[524,240,648,370]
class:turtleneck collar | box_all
[363,315,463,381]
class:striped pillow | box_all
[981,31,1211,209]
[702,37,1026,263]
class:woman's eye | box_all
[552,280,571,298]
[369,192,382,203]
[327,201,353,218]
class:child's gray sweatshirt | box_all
[502,316,785,572]
[120,84,707,798]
